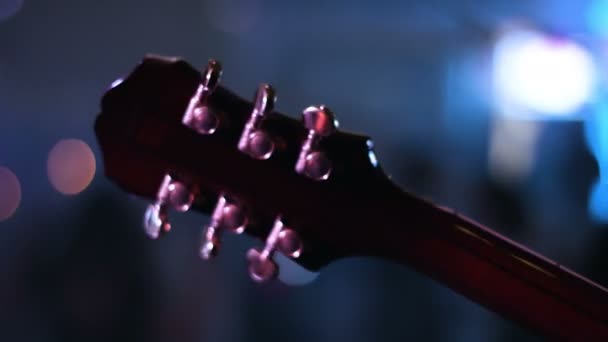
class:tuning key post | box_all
[238,84,277,160]
[143,174,195,239]
[247,217,303,282]
[182,59,223,134]
[200,195,248,260]
[295,105,338,180]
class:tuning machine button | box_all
[143,174,195,239]
[246,217,303,282]
[238,84,277,160]
[295,105,338,180]
[182,59,222,134]
[199,195,248,260]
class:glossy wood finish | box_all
[366,191,608,340]
[95,55,608,340]
[95,55,384,270]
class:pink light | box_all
[47,139,96,195]
[0,166,21,221]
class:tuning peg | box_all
[143,174,195,239]
[238,84,277,160]
[182,59,223,134]
[199,195,248,259]
[246,217,303,282]
[295,105,338,180]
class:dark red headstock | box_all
[95,55,608,339]
[95,55,398,279]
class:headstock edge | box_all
[95,55,398,275]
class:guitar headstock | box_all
[94,55,397,281]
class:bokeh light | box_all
[585,98,608,223]
[589,180,608,223]
[0,166,21,221]
[0,0,24,21]
[488,117,541,184]
[585,98,608,178]
[493,27,596,117]
[47,139,96,195]
[587,0,608,38]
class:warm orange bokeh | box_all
[47,139,96,195]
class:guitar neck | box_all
[95,56,608,339]
[370,188,608,340]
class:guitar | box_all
[94,55,608,340]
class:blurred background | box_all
[1,0,607,341]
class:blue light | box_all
[585,98,608,223]
[589,181,608,223]
[587,0,608,37]
[585,99,608,179]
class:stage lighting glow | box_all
[585,99,608,177]
[47,139,96,195]
[585,99,608,223]
[589,181,608,223]
[587,0,608,37]
[0,166,21,222]
[488,117,540,183]
[493,28,596,117]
